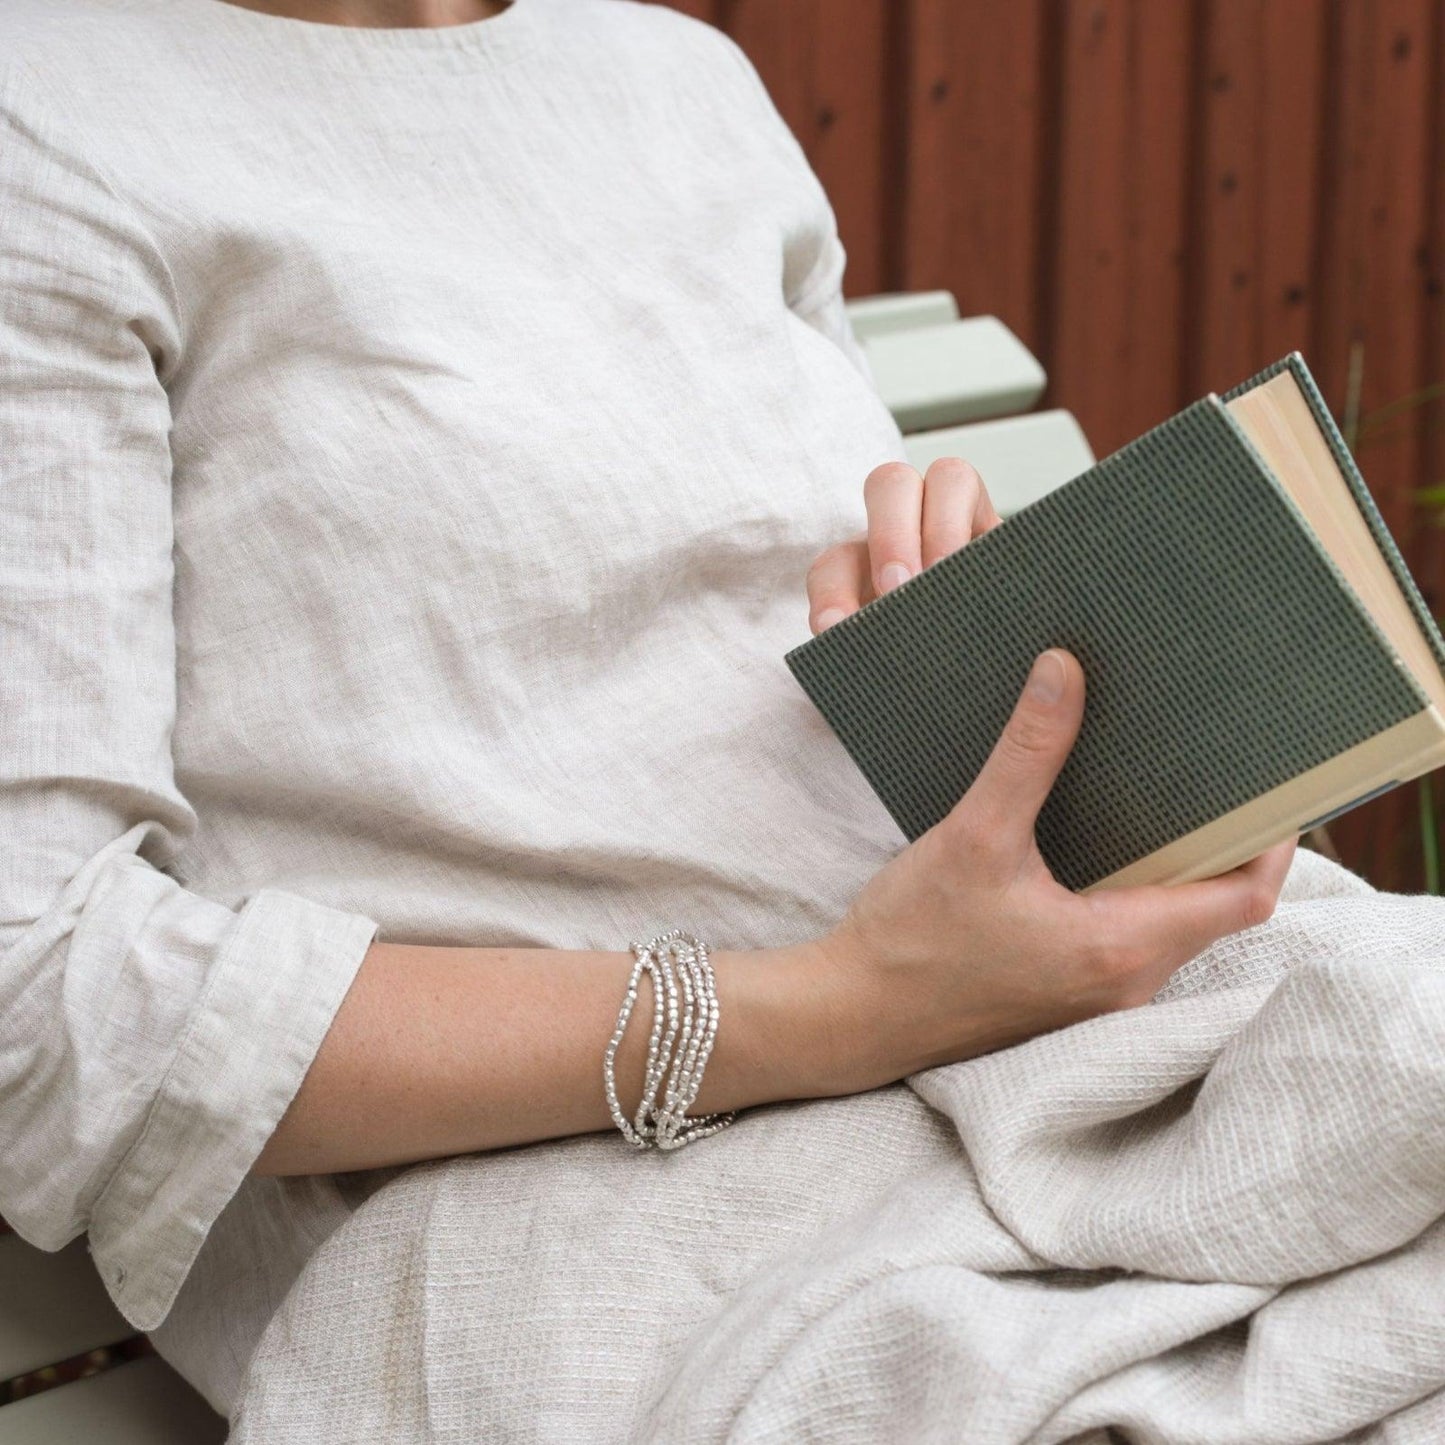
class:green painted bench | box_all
[0,291,1092,1441]
[846,289,1095,510]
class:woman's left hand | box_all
[805,457,1002,634]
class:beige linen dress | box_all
[0,0,910,1418]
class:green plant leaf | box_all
[1357,380,1445,439]
[1421,775,1440,895]
[1342,340,1365,456]
[1356,408,1445,453]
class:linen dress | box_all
[0,0,915,1418]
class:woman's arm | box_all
[253,645,1295,1179]
[250,937,830,1175]
[0,63,382,1329]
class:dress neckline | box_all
[155,0,538,75]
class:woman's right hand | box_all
[807,647,1297,1091]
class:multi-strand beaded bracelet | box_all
[602,928,736,1150]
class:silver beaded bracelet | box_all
[603,927,736,1150]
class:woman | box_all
[0,0,1296,1429]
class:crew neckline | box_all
[154,0,539,74]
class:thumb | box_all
[957,649,1085,849]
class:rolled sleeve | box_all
[5,847,379,1329]
[88,884,378,1328]
[0,61,380,1331]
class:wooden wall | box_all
[663,0,1445,892]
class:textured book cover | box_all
[784,353,1445,892]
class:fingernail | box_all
[816,606,847,631]
[879,562,911,593]
[1027,651,1065,705]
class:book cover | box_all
[784,358,1441,892]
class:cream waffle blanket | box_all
[231,847,1445,1444]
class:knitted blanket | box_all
[231,847,1445,1443]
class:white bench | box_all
[0,291,1092,1440]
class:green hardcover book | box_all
[785,353,1445,892]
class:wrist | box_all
[690,935,875,1114]
[799,926,906,1094]
[794,922,929,1093]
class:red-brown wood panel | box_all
[1119,0,1196,434]
[1426,0,1445,884]
[1314,0,1433,539]
[898,0,1050,348]
[1049,0,1134,452]
[1189,1,1328,389]
[1420,0,1445,624]
[1256,0,1328,371]
[719,0,893,296]
[1191,0,1265,392]
[655,0,719,20]
[1312,0,1436,885]
[1050,0,1196,456]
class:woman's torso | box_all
[36,0,908,957]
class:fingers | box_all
[863,462,924,596]
[921,457,1001,570]
[806,536,871,633]
[1089,835,1299,990]
[954,649,1086,851]
[863,458,1002,599]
